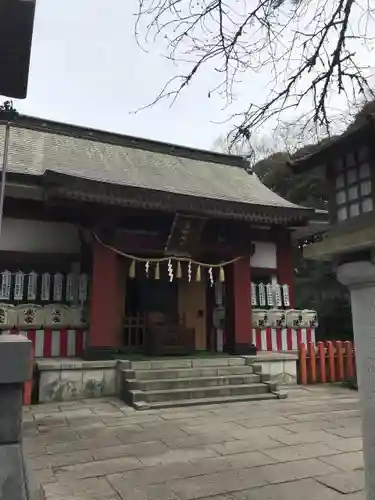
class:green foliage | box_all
[0,100,18,120]
[253,152,329,209]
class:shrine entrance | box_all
[126,278,178,319]
[123,277,198,355]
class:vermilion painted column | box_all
[89,241,122,349]
[233,256,253,346]
[277,232,295,308]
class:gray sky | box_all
[13,0,374,151]
[14,0,235,150]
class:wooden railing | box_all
[298,341,356,385]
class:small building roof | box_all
[0,115,314,223]
[290,116,374,172]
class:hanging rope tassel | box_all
[129,260,136,279]
[219,266,225,282]
[195,265,201,282]
[154,262,160,280]
[176,261,182,279]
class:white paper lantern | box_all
[266,283,274,307]
[251,282,257,306]
[14,271,25,301]
[41,273,51,301]
[258,283,266,307]
[282,284,290,307]
[27,272,38,301]
[273,283,282,307]
[78,273,88,302]
[53,273,63,302]
[66,273,76,302]
[0,271,12,300]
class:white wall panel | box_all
[0,218,80,253]
[250,241,277,269]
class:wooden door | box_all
[178,281,207,350]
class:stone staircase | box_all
[119,357,286,410]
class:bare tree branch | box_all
[135,0,375,153]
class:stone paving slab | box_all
[323,437,363,453]
[262,442,341,462]
[319,451,364,471]
[210,436,281,455]
[45,434,123,454]
[55,455,144,479]
[23,386,367,500]
[91,440,170,460]
[233,478,352,500]
[30,450,94,470]
[169,467,267,499]
[42,477,119,500]
[316,470,365,494]
[107,462,201,489]
[254,457,339,484]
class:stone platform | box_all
[36,353,298,404]
[23,386,364,500]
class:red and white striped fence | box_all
[8,327,315,357]
[8,328,87,357]
[252,327,316,352]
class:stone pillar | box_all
[0,334,42,500]
[337,260,375,500]
[232,256,254,354]
[277,232,295,307]
[87,241,123,358]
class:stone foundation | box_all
[37,359,122,403]
[36,353,298,403]
[245,352,298,385]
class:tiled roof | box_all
[0,119,310,214]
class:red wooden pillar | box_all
[277,231,295,308]
[232,256,253,349]
[89,240,122,350]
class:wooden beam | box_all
[0,251,79,270]
[303,225,375,261]
[113,229,251,257]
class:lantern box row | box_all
[0,271,89,303]
[0,303,87,329]
[252,309,318,329]
[251,282,291,308]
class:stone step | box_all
[122,365,255,381]
[131,383,272,403]
[126,373,262,391]
[133,392,281,410]
[129,357,246,371]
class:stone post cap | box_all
[337,260,375,289]
[0,334,32,384]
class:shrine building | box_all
[0,115,319,360]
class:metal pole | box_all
[0,122,10,239]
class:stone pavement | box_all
[23,386,365,500]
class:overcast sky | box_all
[13,0,240,150]
[12,0,374,151]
